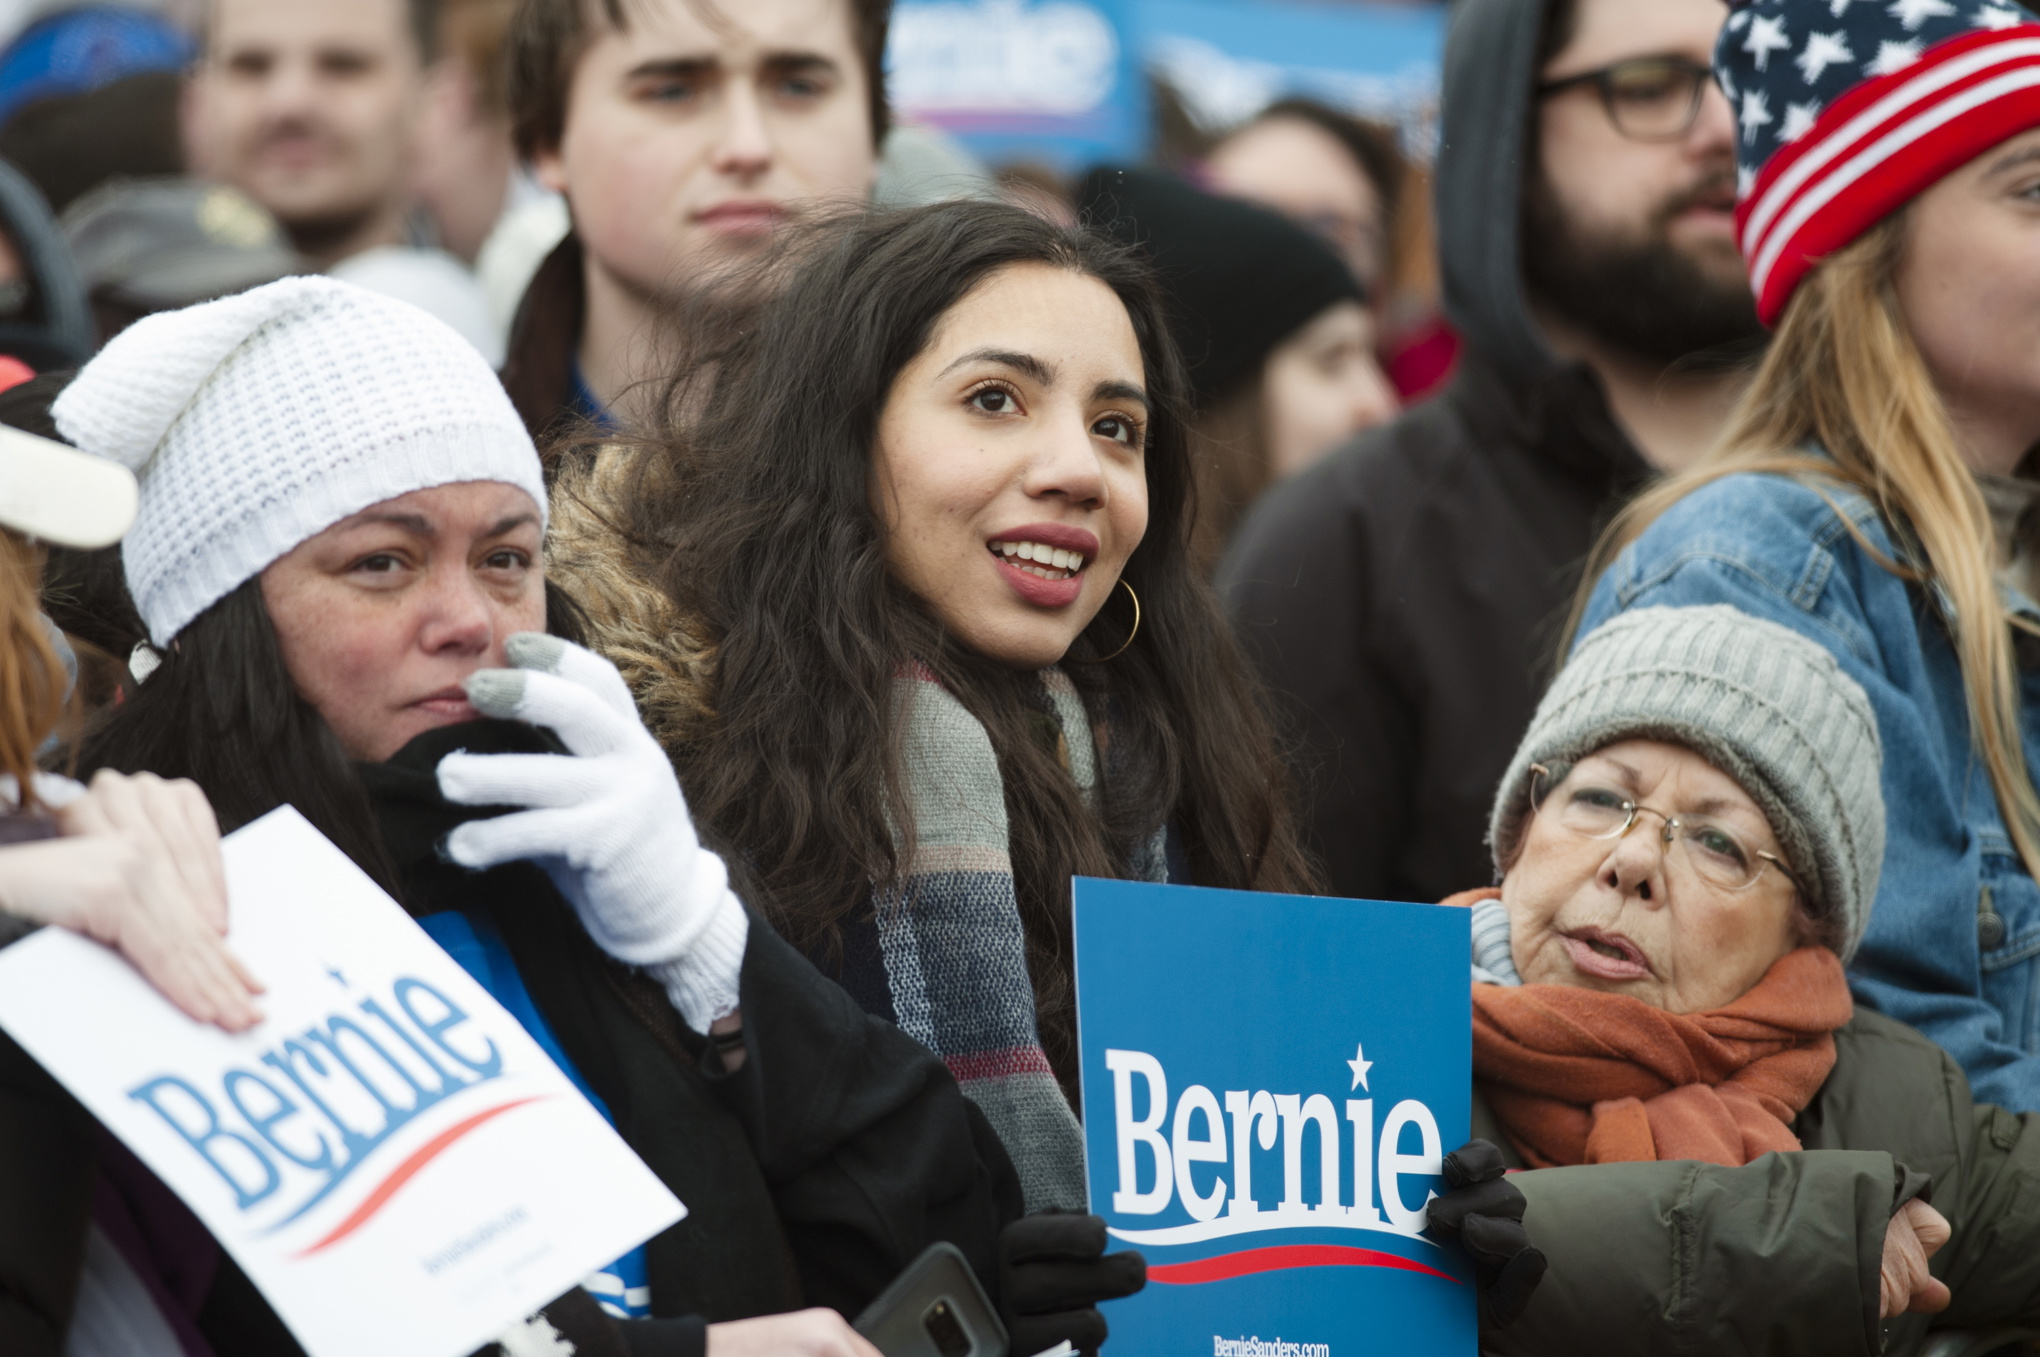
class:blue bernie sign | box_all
[1073,878,1474,1356]
[886,0,1147,171]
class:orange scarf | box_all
[1449,887,1854,1168]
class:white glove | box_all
[435,633,747,1032]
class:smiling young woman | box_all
[549,200,1317,1212]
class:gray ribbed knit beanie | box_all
[1488,605,1884,960]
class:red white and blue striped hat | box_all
[1717,0,2040,324]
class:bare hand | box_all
[0,770,262,1030]
[1879,1198,1952,1318]
[705,1309,884,1357]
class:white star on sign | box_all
[1829,0,1861,13]
[1740,88,1775,143]
[1888,0,1956,26]
[1867,37,1925,72]
[1738,164,1756,198]
[1781,99,1823,140]
[1347,1042,1374,1092]
[1797,30,1855,81]
[1973,2,2025,26]
[1728,7,1752,29]
[1744,13,1793,69]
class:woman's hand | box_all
[1879,1197,1952,1318]
[0,770,261,1030]
[999,1212,1145,1357]
[438,634,748,1033]
[1425,1140,1547,1330]
[706,1309,884,1357]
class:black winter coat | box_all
[0,721,1022,1355]
[1217,351,1650,903]
[1214,0,1658,905]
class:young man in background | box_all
[1220,0,1760,904]
[500,0,886,432]
[185,0,500,359]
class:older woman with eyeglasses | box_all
[1431,605,2040,1357]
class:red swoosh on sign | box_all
[1148,1244,1460,1285]
[292,1096,547,1257]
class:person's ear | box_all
[533,143,569,197]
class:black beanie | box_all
[1076,166,1362,408]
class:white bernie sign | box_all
[0,806,684,1357]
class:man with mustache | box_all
[1219,0,1759,906]
[184,0,501,361]
[497,0,884,434]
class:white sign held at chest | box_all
[0,806,684,1357]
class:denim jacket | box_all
[1579,470,2040,1112]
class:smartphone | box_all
[853,1241,1009,1357]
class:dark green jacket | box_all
[1475,1008,2040,1356]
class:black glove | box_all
[998,1211,1146,1356]
[470,1288,631,1357]
[1425,1139,1547,1330]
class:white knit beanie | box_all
[51,276,545,646]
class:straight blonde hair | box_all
[1575,211,2040,881]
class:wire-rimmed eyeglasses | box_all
[1536,57,1715,142]
[1528,761,1800,894]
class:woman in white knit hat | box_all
[0,276,1089,1357]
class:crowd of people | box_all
[1,0,2039,1352]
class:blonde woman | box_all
[1574,0,2040,1111]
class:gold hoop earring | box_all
[1072,578,1140,663]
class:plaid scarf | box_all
[830,664,1165,1212]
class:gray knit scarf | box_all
[866,664,1166,1212]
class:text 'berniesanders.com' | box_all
[1213,1338,1331,1357]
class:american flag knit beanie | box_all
[50,276,545,647]
[1718,0,2040,324]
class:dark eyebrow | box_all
[485,512,541,537]
[759,51,840,77]
[352,511,434,534]
[937,347,1058,386]
[1093,379,1149,410]
[341,511,539,537]
[623,55,719,82]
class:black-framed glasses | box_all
[1536,57,1714,142]
[1528,761,1800,894]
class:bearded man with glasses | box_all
[1220,0,1764,908]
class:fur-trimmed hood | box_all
[546,446,719,753]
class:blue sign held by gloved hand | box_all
[1074,877,1475,1355]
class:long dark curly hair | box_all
[581,201,1318,1085]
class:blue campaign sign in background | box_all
[883,0,1446,171]
[885,0,1147,171]
[1073,877,1474,1356]
[1138,0,1445,154]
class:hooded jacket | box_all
[1213,0,1655,904]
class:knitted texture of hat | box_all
[51,276,544,646]
[1488,605,1885,961]
[1717,0,2040,324]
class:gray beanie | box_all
[1488,605,1884,960]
